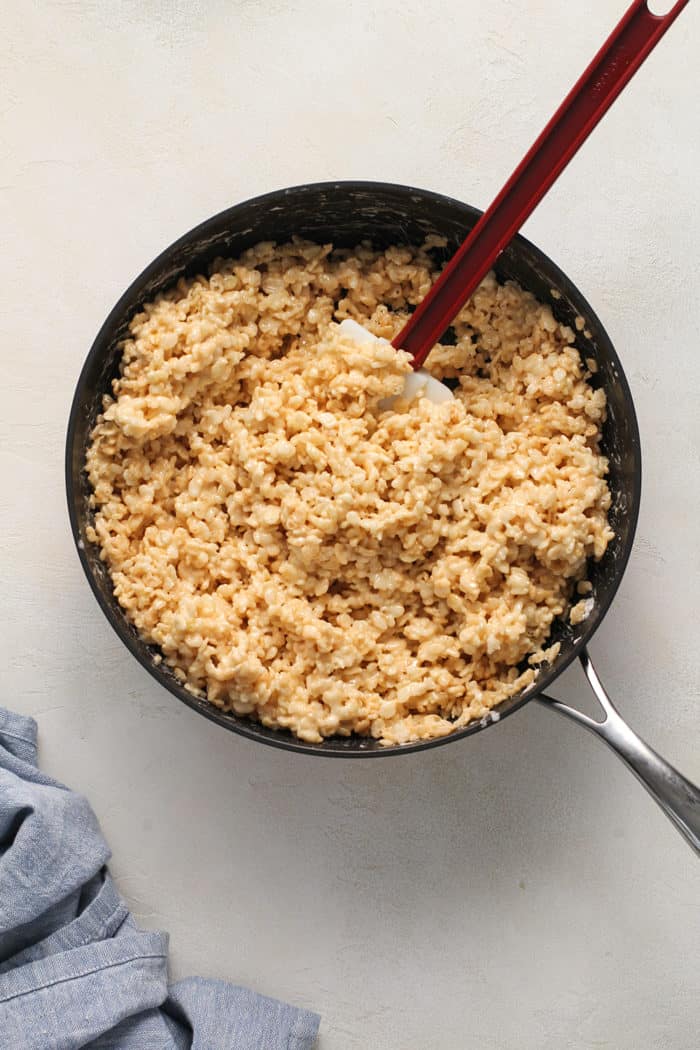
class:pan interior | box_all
[66,182,641,757]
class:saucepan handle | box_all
[538,650,700,857]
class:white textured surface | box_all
[2,2,699,1046]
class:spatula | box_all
[342,0,690,404]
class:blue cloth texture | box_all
[0,708,320,1049]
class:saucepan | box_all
[65,181,700,854]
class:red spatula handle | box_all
[396,0,691,367]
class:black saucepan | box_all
[65,182,699,852]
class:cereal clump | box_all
[86,240,613,744]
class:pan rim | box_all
[65,179,642,758]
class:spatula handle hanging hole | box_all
[646,1,683,16]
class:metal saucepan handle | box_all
[538,650,700,857]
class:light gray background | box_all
[2,2,699,1047]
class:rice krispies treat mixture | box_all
[86,239,613,745]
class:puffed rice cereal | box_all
[86,239,613,744]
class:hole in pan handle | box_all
[539,651,700,857]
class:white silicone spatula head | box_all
[338,319,454,406]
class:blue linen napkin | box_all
[0,708,320,1049]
